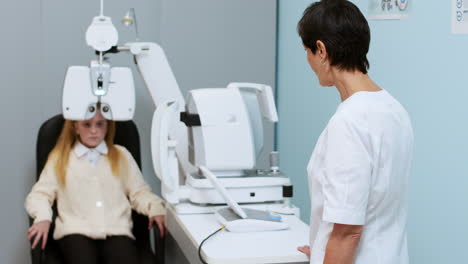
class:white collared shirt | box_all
[74,141,108,168]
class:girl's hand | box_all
[298,245,311,258]
[28,220,51,250]
[148,215,166,238]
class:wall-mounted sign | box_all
[452,0,468,34]
[368,0,410,20]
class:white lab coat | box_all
[307,90,413,264]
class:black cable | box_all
[198,226,225,264]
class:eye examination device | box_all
[62,0,294,232]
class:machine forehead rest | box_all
[62,65,135,121]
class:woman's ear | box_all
[315,40,328,61]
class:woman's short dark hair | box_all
[297,0,371,74]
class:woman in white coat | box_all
[296,1,414,264]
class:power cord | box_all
[198,226,225,264]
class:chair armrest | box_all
[30,243,46,264]
[152,224,165,264]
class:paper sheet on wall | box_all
[368,0,410,20]
[452,0,468,34]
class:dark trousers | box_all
[58,234,139,264]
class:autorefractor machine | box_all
[62,1,297,233]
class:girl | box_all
[25,109,166,264]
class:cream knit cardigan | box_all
[25,145,165,240]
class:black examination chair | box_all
[29,114,165,264]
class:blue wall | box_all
[276,1,468,263]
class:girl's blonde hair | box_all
[49,117,125,187]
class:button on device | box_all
[96,201,103,207]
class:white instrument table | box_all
[166,205,310,264]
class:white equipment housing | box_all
[62,1,293,232]
[86,16,118,52]
[129,42,290,211]
[62,65,135,121]
[187,88,255,175]
[201,166,288,232]
[62,39,289,212]
[63,11,135,121]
